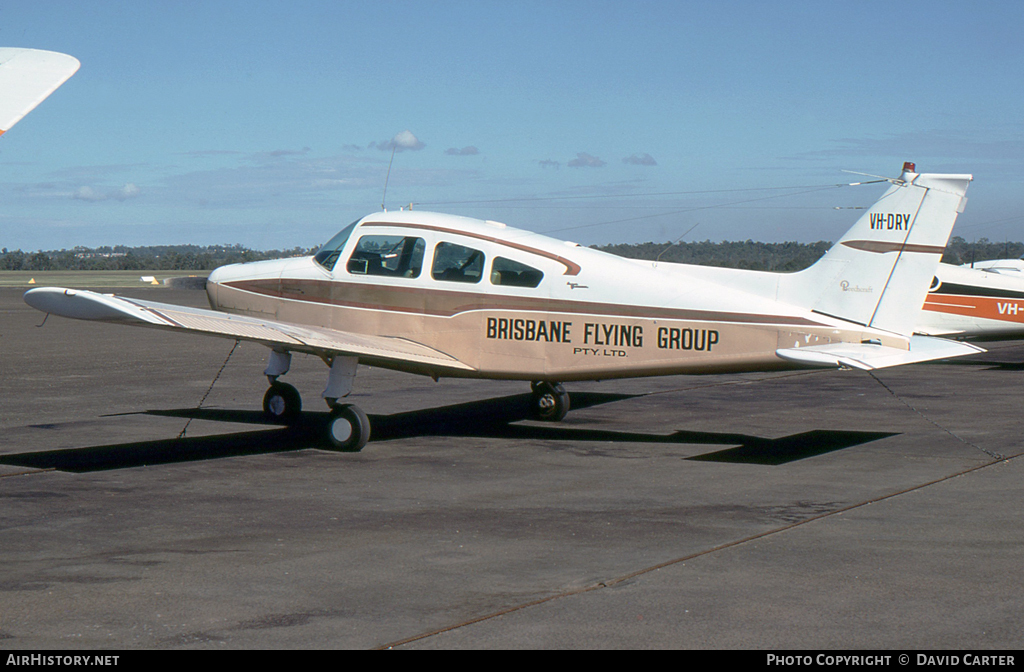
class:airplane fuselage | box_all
[918,263,1024,341]
[22,169,981,451]
[205,212,898,382]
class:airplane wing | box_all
[24,287,475,374]
[0,48,80,135]
[776,335,984,371]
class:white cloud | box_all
[71,183,141,202]
[445,146,479,156]
[115,183,141,201]
[72,186,103,202]
[538,159,560,169]
[151,149,477,210]
[623,153,657,166]
[370,130,425,152]
[266,147,312,158]
[178,150,244,157]
[567,152,605,168]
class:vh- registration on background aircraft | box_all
[918,258,1024,341]
[26,160,983,450]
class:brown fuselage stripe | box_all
[841,240,945,255]
[221,278,827,327]
[361,221,583,276]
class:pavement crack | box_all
[375,451,1022,650]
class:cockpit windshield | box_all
[313,220,359,271]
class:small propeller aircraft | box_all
[958,258,1024,277]
[25,162,983,450]
[0,47,79,137]
[917,261,1024,340]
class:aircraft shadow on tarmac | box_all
[942,359,1024,371]
[0,392,896,473]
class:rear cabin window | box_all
[431,242,485,283]
[346,235,425,277]
[490,257,544,288]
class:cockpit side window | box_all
[490,257,544,288]
[313,221,358,271]
[431,242,485,283]
[346,235,426,278]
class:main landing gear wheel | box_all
[531,381,569,422]
[263,382,302,423]
[325,403,371,452]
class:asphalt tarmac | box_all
[1,286,1021,650]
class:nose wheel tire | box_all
[531,381,569,422]
[325,403,371,452]
[263,382,302,423]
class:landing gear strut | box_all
[262,351,302,423]
[320,355,369,451]
[260,350,371,451]
[531,381,569,421]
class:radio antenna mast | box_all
[381,145,397,211]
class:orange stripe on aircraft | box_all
[923,293,1024,323]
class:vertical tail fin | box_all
[781,163,971,336]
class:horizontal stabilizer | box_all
[913,327,966,337]
[24,287,475,374]
[776,335,984,371]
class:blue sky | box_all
[2,1,1023,251]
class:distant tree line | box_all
[0,244,316,272]
[593,239,834,272]
[1,236,1019,273]
[941,237,1024,267]
[595,236,1024,271]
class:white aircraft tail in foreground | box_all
[784,165,970,336]
[25,163,982,450]
[0,48,79,136]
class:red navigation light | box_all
[903,162,916,172]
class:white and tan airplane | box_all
[0,47,79,137]
[25,162,983,450]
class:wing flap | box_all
[776,335,984,371]
[25,287,474,372]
